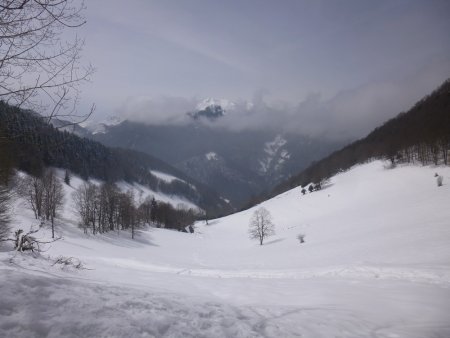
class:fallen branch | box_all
[52,256,88,270]
[13,227,61,253]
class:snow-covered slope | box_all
[1,161,450,337]
[115,180,199,211]
[149,170,183,184]
[81,115,124,135]
[259,135,290,178]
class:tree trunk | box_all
[51,217,55,239]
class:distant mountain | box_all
[0,102,231,216]
[88,109,343,207]
[264,78,450,201]
[81,116,124,135]
[186,98,237,121]
[188,105,225,121]
[196,98,236,112]
[49,117,90,137]
[177,151,258,204]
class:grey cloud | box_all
[83,0,450,140]
[122,59,450,141]
[120,96,197,126]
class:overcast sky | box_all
[76,0,450,139]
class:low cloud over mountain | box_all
[117,60,450,140]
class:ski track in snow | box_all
[1,265,449,338]
[1,161,450,337]
[70,255,450,285]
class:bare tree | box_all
[138,195,154,226]
[0,0,94,126]
[249,207,275,245]
[0,132,13,235]
[20,170,64,237]
[0,183,11,240]
[64,169,70,185]
[117,190,136,239]
[23,175,45,219]
[42,169,64,238]
[72,182,97,234]
[100,183,119,232]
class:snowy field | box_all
[1,161,450,337]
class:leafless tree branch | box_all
[0,0,94,126]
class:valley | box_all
[90,118,343,207]
[1,1,449,337]
[1,161,449,337]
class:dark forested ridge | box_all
[261,79,450,201]
[0,102,231,216]
[92,119,342,207]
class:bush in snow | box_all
[297,234,305,244]
[437,175,443,187]
[301,188,306,195]
[249,207,275,245]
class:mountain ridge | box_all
[0,102,232,216]
[260,78,450,203]
[89,116,343,207]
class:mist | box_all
[76,0,450,142]
[118,59,450,140]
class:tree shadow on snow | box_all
[204,220,220,226]
[319,182,334,191]
[56,222,159,248]
[95,231,159,248]
[263,238,285,246]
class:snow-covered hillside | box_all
[149,170,183,184]
[81,115,124,135]
[259,135,290,177]
[1,161,450,337]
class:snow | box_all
[115,181,199,211]
[1,161,450,337]
[265,135,287,156]
[259,135,290,174]
[64,169,200,212]
[205,152,219,161]
[222,198,231,204]
[81,115,124,135]
[196,98,236,112]
[149,170,184,184]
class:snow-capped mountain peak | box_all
[196,98,236,112]
[205,152,219,161]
